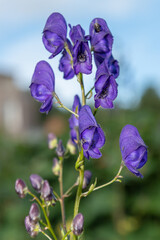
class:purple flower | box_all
[42,12,67,58]
[69,95,81,143]
[15,179,27,198]
[70,25,92,74]
[59,39,75,80]
[30,174,43,193]
[24,216,40,238]
[79,105,105,159]
[89,18,113,67]
[30,61,55,114]
[119,125,148,178]
[94,60,118,109]
[72,213,84,236]
[29,203,40,223]
[41,180,57,206]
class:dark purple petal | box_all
[30,61,55,114]
[73,41,92,75]
[79,106,97,135]
[120,125,148,178]
[108,55,120,78]
[56,140,65,157]
[42,12,67,57]
[69,24,85,44]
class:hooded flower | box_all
[30,61,55,114]
[69,95,81,143]
[119,125,148,178]
[89,18,113,67]
[59,39,75,79]
[42,12,67,58]
[79,105,105,159]
[69,25,92,75]
[94,60,118,109]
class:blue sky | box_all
[0,0,160,107]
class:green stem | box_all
[85,86,95,99]
[53,92,79,117]
[28,191,58,240]
[81,162,124,197]
[64,42,73,67]
[59,158,67,232]
[64,183,77,196]
[40,229,53,240]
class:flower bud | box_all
[41,180,56,206]
[25,215,40,238]
[52,158,60,176]
[30,174,43,193]
[72,213,84,236]
[48,133,57,149]
[15,179,27,198]
[29,203,40,223]
[67,139,76,155]
[56,140,65,157]
[82,170,92,189]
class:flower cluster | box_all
[30,12,119,114]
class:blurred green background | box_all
[0,87,160,240]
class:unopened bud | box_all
[56,140,65,157]
[29,203,40,223]
[41,180,56,206]
[25,215,40,238]
[48,133,57,149]
[67,139,76,155]
[52,158,60,176]
[72,213,84,236]
[30,174,43,193]
[82,170,92,189]
[15,179,27,198]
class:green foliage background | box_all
[0,88,160,240]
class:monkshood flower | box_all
[69,95,81,143]
[72,213,84,236]
[30,174,43,193]
[15,179,28,198]
[48,133,57,149]
[119,125,148,178]
[79,105,105,159]
[59,39,75,80]
[25,215,40,238]
[42,12,67,58]
[94,60,118,109]
[30,61,55,114]
[70,25,92,74]
[56,140,65,157]
[29,203,40,223]
[89,18,113,67]
[41,180,57,206]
